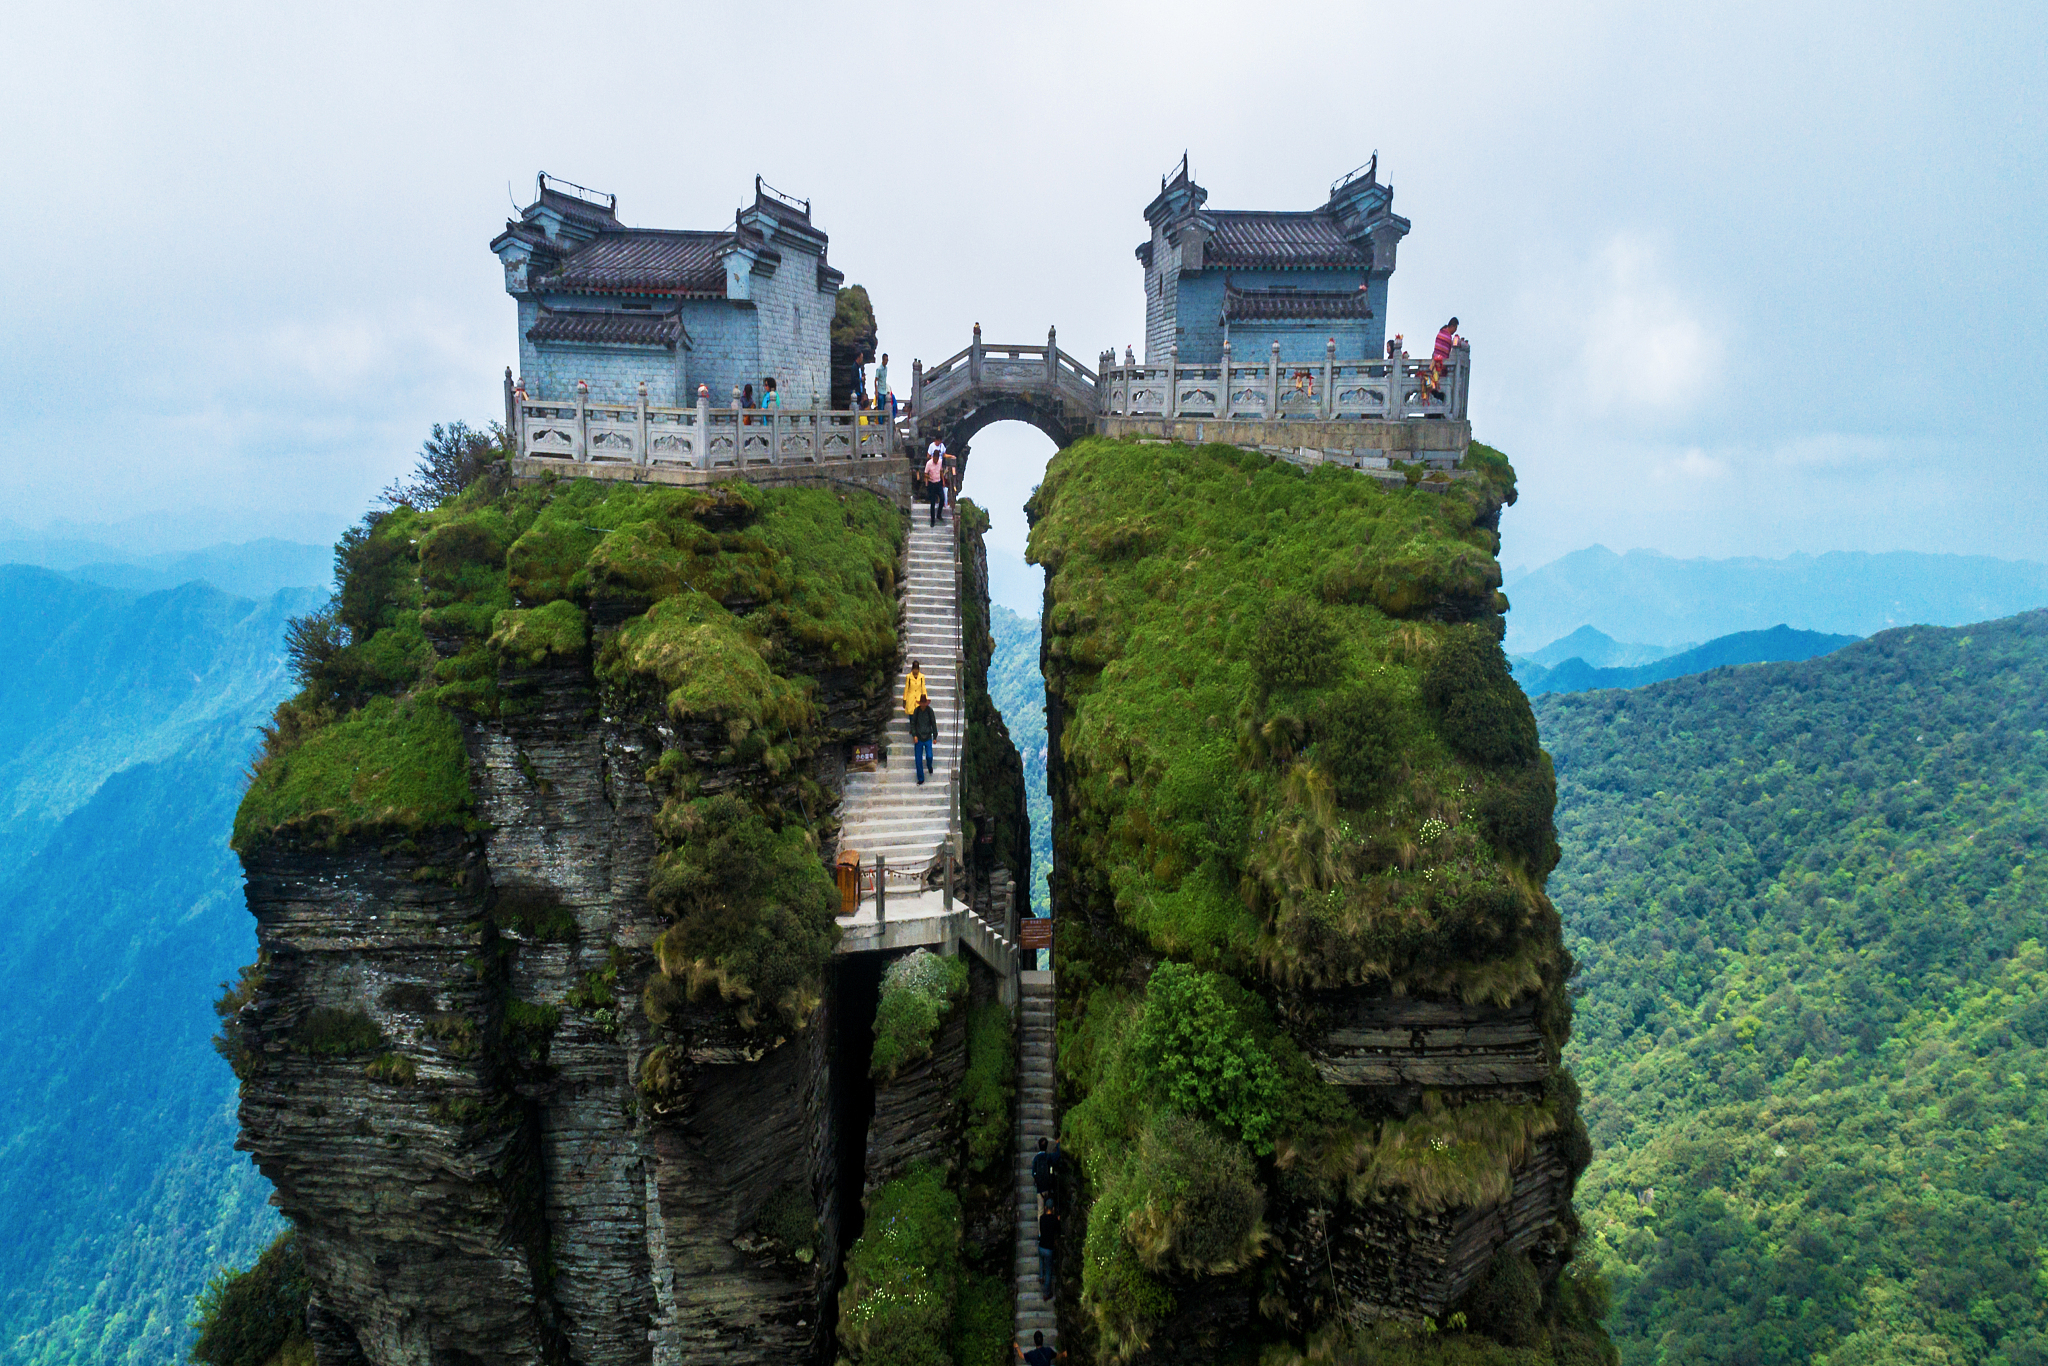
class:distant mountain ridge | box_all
[0,538,333,601]
[1516,624,1859,696]
[1503,546,2048,652]
[1520,625,1680,670]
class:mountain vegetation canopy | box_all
[1544,609,2048,1366]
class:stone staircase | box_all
[1013,970,1058,1348]
[838,517,962,891]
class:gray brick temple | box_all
[491,174,841,407]
[1138,154,1409,366]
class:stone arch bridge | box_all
[908,324,1100,465]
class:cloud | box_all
[1573,237,1722,417]
[1650,446,1729,482]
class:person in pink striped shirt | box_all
[1429,317,1460,398]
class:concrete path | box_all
[1013,969,1058,1349]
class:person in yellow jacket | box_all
[904,660,929,714]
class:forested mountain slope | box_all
[1540,610,2048,1366]
[0,573,306,1366]
[988,604,1050,916]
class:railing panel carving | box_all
[516,393,902,471]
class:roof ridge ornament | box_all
[754,175,811,218]
[1329,153,1378,198]
[537,172,617,213]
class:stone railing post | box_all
[1323,337,1336,420]
[1098,349,1114,413]
[911,358,924,425]
[695,384,711,468]
[1268,342,1281,417]
[1165,343,1179,421]
[969,323,983,388]
[876,854,887,925]
[512,378,529,456]
[575,379,589,462]
[635,380,649,465]
[502,366,515,441]
[1452,342,1471,421]
[769,408,782,466]
[1046,325,1059,390]
[1220,339,1233,416]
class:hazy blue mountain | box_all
[0,567,321,875]
[1503,546,2048,652]
[0,571,301,1366]
[66,539,333,601]
[0,535,332,600]
[987,604,1049,916]
[1520,625,1679,670]
[1517,624,1860,696]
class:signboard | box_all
[851,742,880,770]
[1020,918,1053,952]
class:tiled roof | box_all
[1222,282,1374,322]
[543,231,730,296]
[526,309,686,348]
[1204,211,1368,269]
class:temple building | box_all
[491,174,842,406]
[1137,155,1410,365]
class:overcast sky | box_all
[3,0,2041,611]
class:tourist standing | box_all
[762,377,781,409]
[1430,319,1458,398]
[875,353,890,420]
[853,349,868,407]
[740,382,755,425]
[923,448,946,526]
[910,698,937,785]
[904,660,929,714]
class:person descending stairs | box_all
[838,517,963,913]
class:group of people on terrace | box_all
[852,349,895,420]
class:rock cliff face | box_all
[224,480,909,1366]
[1027,438,1610,1363]
[223,474,1030,1366]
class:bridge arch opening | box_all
[951,420,1057,619]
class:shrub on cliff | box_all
[599,593,815,771]
[1423,627,1540,768]
[869,949,968,1080]
[645,793,839,1028]
[838,1164,960,1366]
[189,1230,312,1366]
[959,997,1016,1175]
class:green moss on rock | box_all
[489,598,588,667]
[234,695,470,850]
